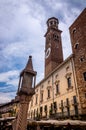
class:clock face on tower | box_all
[45,47,51,59]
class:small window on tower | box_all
[53,34,59,41]
[72,28,76,40]
[83,72,86,81]
[74,43,79,49]
[72,28,76,34]
[80,56,84,62]
[50,21,53,25]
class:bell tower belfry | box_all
[44,17,63,77]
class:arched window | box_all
[53,34,59,41]
[74,43,79,49]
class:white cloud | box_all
[6,78,19,87]
[0,70,19,90]
[45,0,65,10]
[0,70,19,82]
[0,92,12,103]
[0,0,45,41]
[0,0,85,103]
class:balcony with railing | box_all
[49,108,82,119]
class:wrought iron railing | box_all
[49,109,82,119]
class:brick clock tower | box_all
[69,8,86,115]
[45,17,63,77]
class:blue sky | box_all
[0,0,86,103]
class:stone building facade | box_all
[28,8,86,120]
[0,99,19,118]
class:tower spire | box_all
[25,56,33,71]
[21,56,36,76]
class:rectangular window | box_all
[40,107,43,113]
[40,93,43,102]
[49,103,53,114]
[34,109,35,118]
[66,98,70,116]
[41,93,43,101]
[73,96,77,104]
[36,108,38,116]
[61,100,64,115]
[67,77,71,88]
[36,95,38,104]
[40,107,43,117]
[66,98,69,105]
[83,72,86,81]
[53,102,57,110]
[48,89,50,98]
[51,103,53,110]
[61,100,63,107]
[44,105,47,112]
[56,84,59,94]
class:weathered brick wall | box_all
[69,8,86,114]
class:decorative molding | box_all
[55,80,60,85]
[67,86,73,91]
[47,86,51,89]
[65,72,72,78]
[55,92,60,96]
